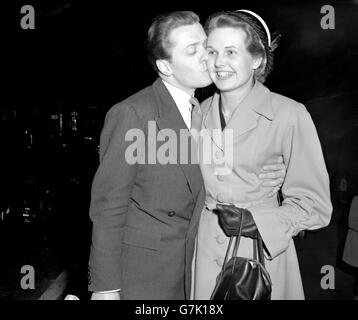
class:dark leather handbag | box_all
[210,210,272,300]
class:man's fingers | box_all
[276,155,284,164]
[64,294,80,300]
[262,163,285,171]
[266,186,280,197]
[91,292,121,300]
[262,178,284,187]
[259,170,285,180]
[263,155,284,166]
[267,189,277,197]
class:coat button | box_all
[217,194,226,202]
[168,211,176,217]
[216,235,227,245]
[215,257,224,267]
[215,150,224,159]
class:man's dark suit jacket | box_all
[88,78,205,299]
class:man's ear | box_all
[156,59,172,77]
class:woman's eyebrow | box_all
[224,45,239,50]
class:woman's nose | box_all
[215,54,225,67]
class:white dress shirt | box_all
[162,80,193,129]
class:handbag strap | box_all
[232,212,244,258]
[218,213,266,274]
[256,234,265,267]
[219,213,244,277]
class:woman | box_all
[193,10,333,299]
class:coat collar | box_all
[249,80,274,121]
[203,81,274,150]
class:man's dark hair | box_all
[146,11,200,71]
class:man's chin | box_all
[196,78,213,88]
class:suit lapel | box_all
[187,186,205,235]
[153,79,187,134]
[152,79,203,199]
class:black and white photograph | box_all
[3,0,358,304]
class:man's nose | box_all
[200,47,209,62]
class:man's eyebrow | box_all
[185,42,200,49]
[205,45,240,50]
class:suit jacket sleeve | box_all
[251,103,332,259]
[88,103,140,291]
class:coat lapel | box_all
[203,92,225,152]
[225,98,260,141]
[152,78,203,199]
[226,81,274,141]
[204,81,274,146]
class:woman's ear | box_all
[156,59,172,77]
[253,56,263,70]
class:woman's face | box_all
[206,27,262,93]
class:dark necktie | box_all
[190,96,202,132]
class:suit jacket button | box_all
[217,175,225,181]
[168,211,176,217]
[87,269,91,285]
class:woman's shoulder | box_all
[266,88,310,123]
[269,90,306,113]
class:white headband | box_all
[235,9,271,47]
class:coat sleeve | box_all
[251,103,332,259]
[88,103,141,291]
[348,196,358,232]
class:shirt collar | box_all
[162,80,193,103]
[161,80,193,128]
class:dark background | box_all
[1,0,357,299]
[11,0,358,187]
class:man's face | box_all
[165,23,212,94]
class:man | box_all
[88,11,285,300]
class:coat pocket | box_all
[122,225,161,251]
